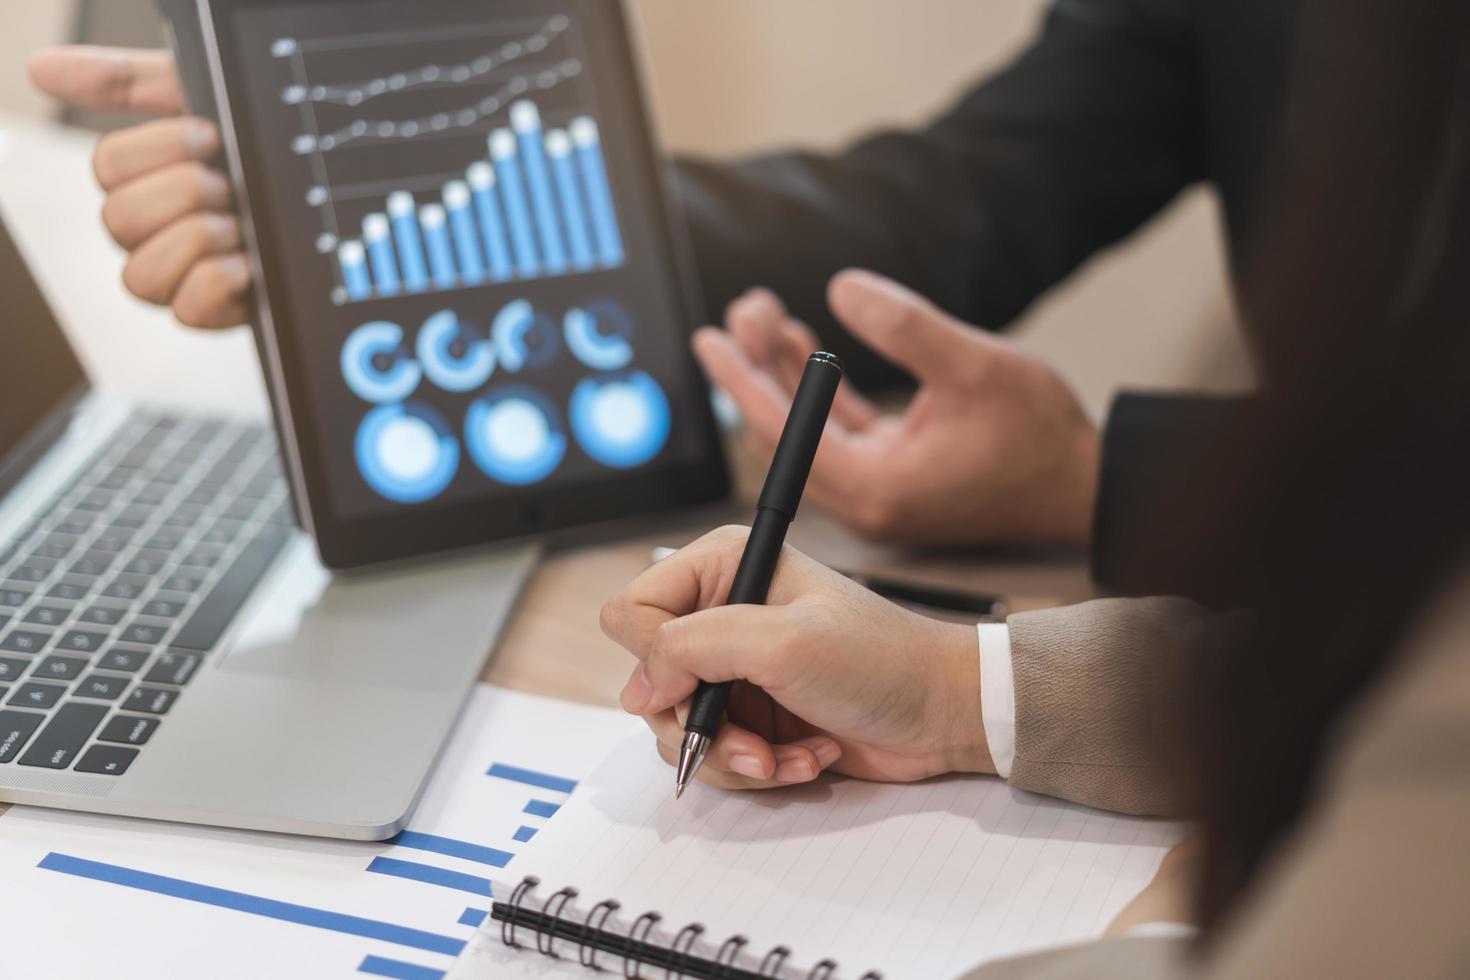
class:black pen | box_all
[675,351,844,798]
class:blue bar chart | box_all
[331,99,624,304]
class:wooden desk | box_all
[0,116,1095,817]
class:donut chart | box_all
[354,402,460,503]
[416,309,495,392]
[563,299,634,371]
[569,370,671,469]
[491,299,560,373]
[341,321,422,403]
[465,386,568,485]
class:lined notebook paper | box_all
[452,731,1180,980]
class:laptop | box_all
[0,210,536,839]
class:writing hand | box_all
[600,526,994,790]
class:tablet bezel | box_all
[194,0,729,568]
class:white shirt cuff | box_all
[977,622,1015,779]
[1125,922,1199,941]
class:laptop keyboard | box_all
[0,411,291,777]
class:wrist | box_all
[930,619,995,776]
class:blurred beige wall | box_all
[1,0,1250,415]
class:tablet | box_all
[172,0,727,567]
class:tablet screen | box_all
[209,0,723,560]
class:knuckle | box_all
[121,256,168,305]
[597,596,626,639]
[99,197,136,247]
[853,492,900,540]
[92,137,122,188]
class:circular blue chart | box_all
[491,299,560,373]
[563,300,635,371]
[569,371,672,469]
[354,403,459,504]
[341,321,421,403]
[464,386,568,486]
[417,309,495,392]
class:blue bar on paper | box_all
[37,852,465,956]
[367,857,492,896]
[488,763,577,794]
[339,240,372,300]
[547,129,595,271]
[458,907,488,927]
[390,831,513,868]
[363,214,400,296]
[523,799,560,818]
[467,162,513,282]
[442,182,485,284]
[512,826,537,843]
[570,118,623,267]
[419,205,457,290]
[358,955,445,980]
[511,101,568,274]
[489,130,540,278]
[388,191,429,292]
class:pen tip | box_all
[675,781,686,800]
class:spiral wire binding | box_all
[497,876,884,980]
[582,898,622,970]
[538,886,580,958]
[625,910,662,978]
[668,922,705,979]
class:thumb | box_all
[827,268,991,387]
[28,46,186,115]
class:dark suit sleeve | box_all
[1091,393,1253,594]
[670,0,1204,387]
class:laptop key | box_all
[0,587,31,608]
[172,528,289,652]
[9,682,66,710]
[57,630,107,655]
[98,648,150,672]
[0,630,51,654]
[10,565,51,583]
[0,709,45,763]
[0,658,29,682]
[74,744,139,775]
[35,656,88,681]
[78,605,125,627]
[23,606,69,628]
[69,553,115,577]
[160,573,204,594]
[179,544,226,568]
[98,714,157,745]
[162,503,206,527]
[140,597,186,619]
[123,686,176,715]
[74,674,129,700]
[145,529,186,552]
[90,528,136,553]
[30,541,74,560]
[119,622,168,647]
[144,653,199,686]
[47,580,91,602]
[17,702,107,768]
[123,553,170,576]
[100,575,151,601]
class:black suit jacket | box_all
[669,0,1295,591]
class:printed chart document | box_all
[0,686,640,980]
[453,731,1181,980]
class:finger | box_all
[724,287,786,368]
[771,317,879,430]
[651,729,836,789]
[28,46,185,115]
[827,268,997,387]
[93,116,221,191]
[638,605,801,715]
[639,704,778,779]
[692,326,795,447]
[123,213,241,306]
[171,254,251,329]
[102,162,233,250]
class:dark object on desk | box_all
[849,573,1005,619]
[676,352,844,798]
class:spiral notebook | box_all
[447,731,1180,980]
